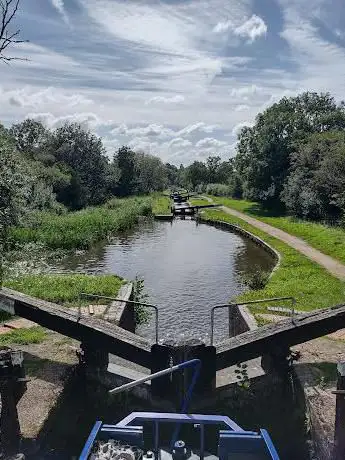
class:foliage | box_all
[134,152,168,194]
[205,183,231,196]
[0,327,46,345]
[5,274,124,308]
[236,92,345,207]
[151,195,171,215]
[202,209,345,311]
[132,275,150,325]
[213,197,345,266]
[281,131,345,220]
[0,126,29,283]
[241,269,270,290]
[9,197,152,249]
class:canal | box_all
[58,217,275,343]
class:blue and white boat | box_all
[79,360,280,460]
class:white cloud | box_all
[4,87,92,109]
[195,137,228,148]
[177,122,219,136]
[232,121,253,136]
[213,20,233,34]
[111,123,175,139]
[234,15,267,43]
[235,104,250,111]
[26,112,112,130]
[230,85,261,98]
[50,0,69,24]
[146,95,185,105]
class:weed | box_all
[4,274,124,308]
[0,327,46,345]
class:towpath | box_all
[203,197,345,281]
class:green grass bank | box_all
[151,194,171,215]
[201,208,345,311]
[212,197,345,266]
[5,273,125,308]
[10,196,152,250]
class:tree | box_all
[165,163,179,188]
[236,92,345,207]
[0,0,27,62]
[0,126,28,282]
[134,152,167,194]
[282,131,345,221]
[183,161,208,189]
[115,146,136,197]
[9,119,51,159]
[50,123,108,209]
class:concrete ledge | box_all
[103,283,135,332]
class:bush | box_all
[9,197,152,250]
[206,183,231,196]
[241,269,270,290]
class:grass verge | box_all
[4,274,125,308]
[151,194,171,215]
[212,197,345,266]
[9,197,152,250]
[201,209,345,311]
[0,327,46,345]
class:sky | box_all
[1,0,345,165]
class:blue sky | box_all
[1,0,345,164]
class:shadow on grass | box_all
[244,203,285,218]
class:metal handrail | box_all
[210,297,296,346]
[109,359,202,456]
[80,293,159,343]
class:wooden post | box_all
[0,348,26,457]
[334,362,345,460]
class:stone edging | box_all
[197,216,281,277]
[197,215,282,334]
[103,283,134,331]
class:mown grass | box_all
[4,274,125,308]
[9,197,152,250]
[151,194,171,215]
[0,327,46,345]
[202,209,345,311]
[212,197,345,266]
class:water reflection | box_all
[57,218,275,342]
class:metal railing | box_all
[210,297,296,346]
[80,293,159,343]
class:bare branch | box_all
[0,0,27,62]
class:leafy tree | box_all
[183,161,208,189]
[115,146,136,196]
[50,123,108,208]
[282,131,345,220]
[165,163,180,187]
[236,92,345,207]
[134,152,167,193]
[9,119,50,159]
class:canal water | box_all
[59,217,275,343]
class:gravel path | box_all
[204,196,345,281]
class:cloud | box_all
[177,122,219,136]
[146,95,185,105]
[5,87,92,109]
[195,137,228,148]
[26,112,112,130]
[213,20,233,34]
[235,104,250,111]
[234,15,267,43]
[232,121,253,136]
[50,0,69,24]
[111,123,174,139]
